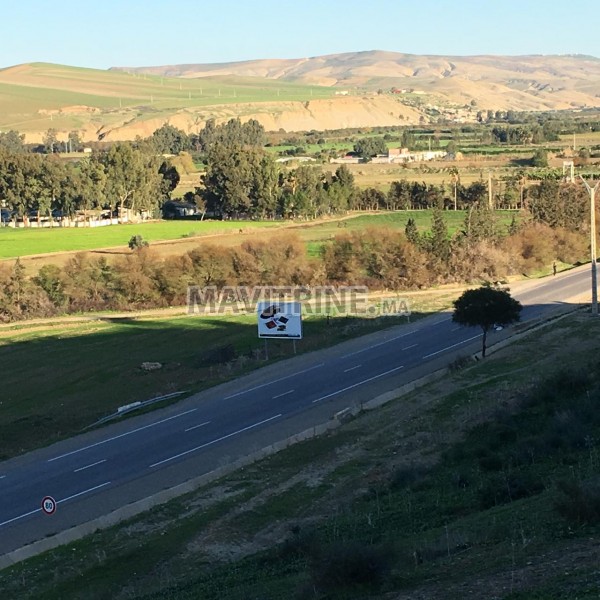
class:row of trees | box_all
[0,212,589,323]
[0,145,178,221]
[0,141,591,224]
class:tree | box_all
[98,143,164,222]
[353,137,387,160]
[404,218,419,245]
[531,148,549,168]
[428,207,450,263]
[0,130,26,153]
[67,130,83,152]
[43,128,59,154]
[452,286,522,357]
[152,124,190,154]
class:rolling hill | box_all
[114,50,600,111]
[0,51,598,144]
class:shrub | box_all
[310,541,392,592]
[197,344,237,367]
[389,464,430,491]
[554,478,600,525]
[478,471,545,509]
[128,234,149,250]
[504,223,556,273]
[448,355,474,372]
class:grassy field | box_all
[1,312,599,598]
[0,210,518,262]
[0,220,282,259]
[0,289,461,460]
[296,210,517,257]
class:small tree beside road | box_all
[452,286,522,357]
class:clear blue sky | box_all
[2,0,598,70]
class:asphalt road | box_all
[0,264,594,557]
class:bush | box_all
[197,344,236,367]
[310,541,392,592]
[478,471,545,509]
[128,234,149,250]
[554,478,600,525]
[448,355,474,372]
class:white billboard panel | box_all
[257,302,302,339]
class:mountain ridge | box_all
[0,52,599,143]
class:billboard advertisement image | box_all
[257,302,302,339]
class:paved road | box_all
[0,265,594,557]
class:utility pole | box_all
[580,176,599,315]
[488,172,493,209]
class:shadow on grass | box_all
[0,310,426,460]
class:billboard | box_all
[257,302,302,339]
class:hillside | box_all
[115,50,600,112]
[0,51,599,144]
[0,62,421,143]
[1,311,599,598]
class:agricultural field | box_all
[0,210,518,267]
[2,312,599,598]
[299,210,517,257]
[0,220,281,259]
[0,63,336,136]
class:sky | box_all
[1,0,598,71]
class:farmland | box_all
[0,220,281,259]
[0,210,519,267]
[0,63,337,137]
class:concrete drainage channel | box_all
[0,305,586,569]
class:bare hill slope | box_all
[0,51,599,143]
[114,50,600,112]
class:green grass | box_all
[0,220,280,258]
[298,209,518,256]
[0,308,423,459]
[0,210,518,259]
[2,314,599,598]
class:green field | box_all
[0,211,518,260]
[297,210,518,256]
[0,220,281,258]
[0,304,436,460]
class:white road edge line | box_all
[313,365,404,403]
[185,421,211,432]
[48,408,198,462]
[273,389,294,399]
[422,333,482,359]
[402,344,418,351]
[343,365,362,372]
[0,475,6,480]
[0,507,41,528]
[224,364,325,399]
[74,459,107,473]
[0,481,112,528]
[57,481,111,504]
[150,414,282,468]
